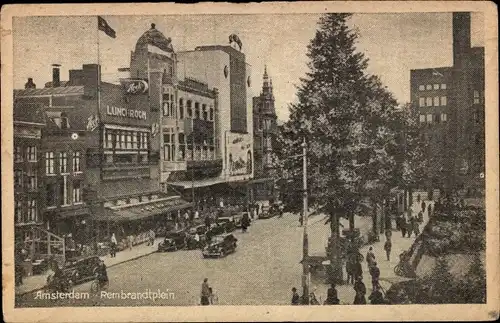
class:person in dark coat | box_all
[352,259,363,281]
[291,287,300,305]
[324,284,340,305]
[369,262,380,290]
[368,286,385,304]
[406,216,414,238]
[400,215,407,237]
[353,276,367,304]
[384,239,392,261]
[366,246,376,269]
[204,215,211,230]
[427,203,432,218]
[345,258,355,284]
[421,200,426,213]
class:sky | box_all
[13,13,484,121]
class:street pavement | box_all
[17,197,432,307]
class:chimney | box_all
[82,64,101,98]
[24,77,36,89]
[453,12,471,67]
[52,64,61,87]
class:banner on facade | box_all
[226,132,252,177]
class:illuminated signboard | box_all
[120,79,149,95]
[106,105,147,120]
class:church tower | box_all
[251,65,278,201]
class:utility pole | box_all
[301,138,309,304]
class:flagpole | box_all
[95,16,103,253]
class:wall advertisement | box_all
[225,132,253,178]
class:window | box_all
[419,85,425,91]
[433,96,440,106]
[127,133,132,149]
[179,98,184,119]
[209,107,214,121]
[73,151,81,172]
[178,133,185,161]
[441,113,447,122]
[45,152,55,175]
[73,180,82,203]
[202,104,208,120]
[473,90,480,104]
[59,152,68,174]
[15,201,22,223]
[15,146,23,162]
[419,114,426,123]
[163,132,171,161]
[426,114,433,123]
[46,183,56,207]
[195,102,200,119]
[121,132,126,149]
[163,89,175,117]
[26,169,37,190]
[434,114,440,123]
[440,96,447,106]
[441,83,447,90]
[187,100,193,118]
[433,84,439,90]
[27,146,36,162]
[426,97,433,107]
[60,176,70,206]
[15,169,23,187]
[106,130,114,149]
[426,84,432,90]
[27,199,37,222]
[419,97,425,107]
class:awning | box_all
[91,198,193,222]
[56,207,91,220]
[248,177,274,185]
[168,177,226,189]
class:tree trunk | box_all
[349,210,355,231]
[329,212,343,284]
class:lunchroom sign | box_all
[106,105,147,120]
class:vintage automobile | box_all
[216,216,236,232]
[62,255,101,285]
[157,230,187,252]
[258,205,274,219]
[202,233,238,258]
[186,225,208,249]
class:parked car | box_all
[259,205,274,219]
[216,216,236,232]
[202,233,238,258]
[63,255,101,285]
[157,230,187,252]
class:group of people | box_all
[396,200,428,238]
[200,278,218,305]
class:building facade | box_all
[251,66,278,201]
[410,12,485,194]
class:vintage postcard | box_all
[2,1,498,322]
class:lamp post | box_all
[301,138,309,304]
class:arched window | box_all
[202,104,208,120]
[179,98,184,119]
[195,102,200,119]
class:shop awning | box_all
[91,198,193,222]
[168,177,227,189]
[56,207,91,219]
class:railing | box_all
[24,227,66,266]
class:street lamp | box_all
[301,138,309,304]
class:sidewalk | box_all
[15,237,164,296]
[309,197,433,304]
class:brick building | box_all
[410,12,485,194]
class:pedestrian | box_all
[368,285,385,304]
[324,284,340,305]
[366,246,376,269]
[417,211,424,224]
[345,258,354,284]
[353,276,367,304]
[353,258,363,281]
[194,232,201,248]
[110,233,117,257]
[204,215,211,230]
[428,203,432,218]
[149,228,156,246]
[194,209,200,222]
[208,287,218,305]
[189,210,195,224]
[128,234,133,250]
[369,261,380,290]
[200,278,211,305]
[184,211,190,228]
[417,193,421,203]
[400,214,407,237]
[291,287,300,305]
[406,216,413,238]
[384,239,392,261]
[421,200,426,213]
[299,215,303,226]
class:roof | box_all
[135,24,173,53]
[13,102,46,125]
[14,86,84,97]
[92,197,193,222]
[44,106,90,132]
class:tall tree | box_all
[279,13,403,282]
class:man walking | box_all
[110,233,117,257]
[353,258,363,281]
[384,239,392,261]
[353,276,367,304]
[291,287,300,305]
[369,262,380,290]
[366,246,376,269]
[200,278,211,306]
[421,200,426,213]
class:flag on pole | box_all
[98,16,116,38]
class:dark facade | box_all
[410,12,485,194]
[13,103,46,244]
[251,66,278,201]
